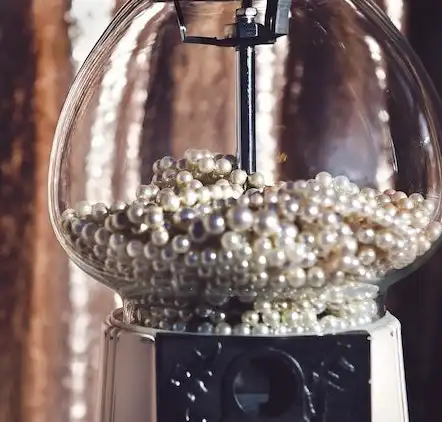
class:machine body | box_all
[97,311,408,422]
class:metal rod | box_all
[236,43,257,174]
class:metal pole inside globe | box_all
[173,0,291,173]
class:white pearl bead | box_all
[198,157,216,174]
[248,172,266,188]
[254,299,272,313]
[215,322,232,335]
[233,323,252,335]
[215,158,233,175]
[356,227,376,244]
[75,200,91,218]
[358,247,377,266]
[333,175,351,192]
[180,188,198,207]
[126,240,144,258]
[189,179,203,190]
[286,266,307,288]
[285,243,307,264]
[426,221,442,242]
[172,235,191,254]
[91,202,108,221]
[267,249,287,268]
[253,237,273,255]
[252,324,270,335]
[151,229,169,246]
[160,192,180,212]
[375,230,396,250]
[230,169,248,185]
[94,228,110,246]
[262,310,281,328]
[176,170,193,186]
[203,213,226,235]
[307,266,326,288]
[226,206,254,232]
[242,310,260,326]
[253,210,280,235]
[221,231,244,251]
[136,184,159,200]
[315,171,333,187]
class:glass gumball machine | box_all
[49,1,442,421]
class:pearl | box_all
[221,231,244,250]
[316,230,338,249]
[253,237,273,255]
[251,271,269,288]
[91,202,108,221]
[307,267,326,287]
[197,187,212,203]
[333,175,351,192]
[339,236,358,255]
[173,207,197,228]
[315,171,333,187]
[136,184,159,200]
[358,247,377,266]
[160,192,180,212]
[126,203,145,224]
[159,155,175,170]
[301,204,320,222]
[209,185,224,200]
[198,157,216,174]
[201,249,218,266]
[262,310,281,328]
[94,227,110,246]
[214,322,232,335]
[252,323,270,335]
[176,170,193,186]
[144,206,164,227]
[75,200,91,217]
[126,240,144,258]
[109,233,127,252]
[172,235,191,254]
[248,172,266,188]
[233,323,252,335]
[230,169,248,185]
[110,201,127,213]
[180,188,198,207]
[356,227,376,244]
[197,322,214,334]
[285,243,307,264]
[254,299,272,313]
[226,206,254,232]
[286,266,307,288]
[426,221,442,242]
[80,222,97,243]
[375,230,396,250]
[151,228,169,246]
[184,250,200,267]
[202,213,226,235]
[242,310,260,326]
[267,249,287,268]
[215,158,233,175]
[254,210,279,235]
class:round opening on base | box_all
[232,350,300,418]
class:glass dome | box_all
[49,0,442,335]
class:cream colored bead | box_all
[230,169,248,185]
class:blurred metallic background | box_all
[1,1,442,422]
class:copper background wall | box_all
[1,1,441,422]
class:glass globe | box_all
[49,0,442,334]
